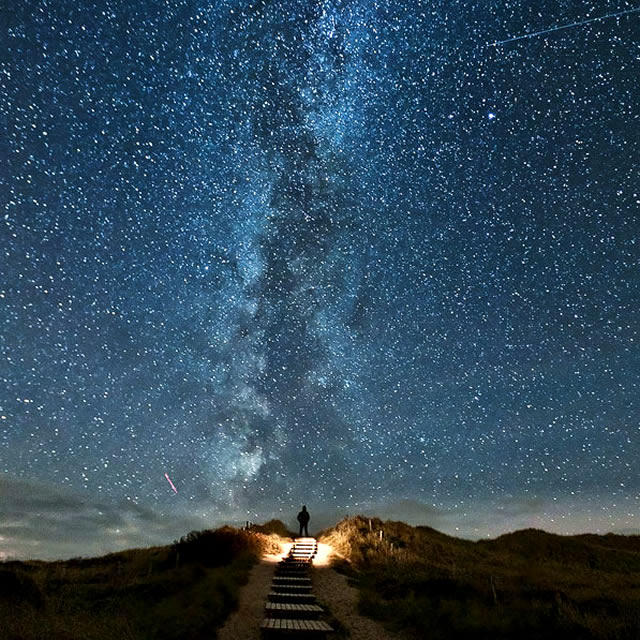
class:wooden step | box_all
[260,618,334,637]
[282,558,311,564]
[264,602,324,619]
[268,592,317,604]
[277,570,309,578]
[272,584,311,593]
[273,576,311,584]
[282,556,311,561]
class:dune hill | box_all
[0,524,286,640]
[320,516,640,639]
[2,516,639,639]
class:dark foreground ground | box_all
[320,516,640,640]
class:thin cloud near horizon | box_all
[1,475,636,561]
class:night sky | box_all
[2,0,639,560]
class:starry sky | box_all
[2,0,639,560]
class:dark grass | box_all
[321,516,640,640]
[0,525,277,640]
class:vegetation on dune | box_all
[0,525,282,640]
[320,516,640,640]
[247,518,297,539]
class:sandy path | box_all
[218,541,404,640]
[312,543,407,640]
[217,545,291,640]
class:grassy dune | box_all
[320,516,640,640]
[0,526,283,640]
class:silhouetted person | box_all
[297,505,310,537]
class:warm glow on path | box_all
[262,540,293,564]
[312,542,334,567]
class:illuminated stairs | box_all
[261,537,334,638]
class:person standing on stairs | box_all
[297,505,310,537]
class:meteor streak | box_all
[164,472,178,493]
[491,6,640,46]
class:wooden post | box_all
[368,519,372,531]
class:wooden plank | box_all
[266,603,322,612]
[281,559,310,563]
[272,584,312,593]
[265,602,323,618]
[276,570,309,577]
[267,592,316,603]
[272,584,312,591]
[273,576,311,583]
[260,618,334,633]
[293,546,316,550]
[271,581,311,593]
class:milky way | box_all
[2,0,639,558]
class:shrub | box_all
[0,568,43,608]
[173,526,263,567]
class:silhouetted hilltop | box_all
[248,518,296,538]
[320,516,640,639]
[480,527,640,572]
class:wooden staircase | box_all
[261,537,334,638]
